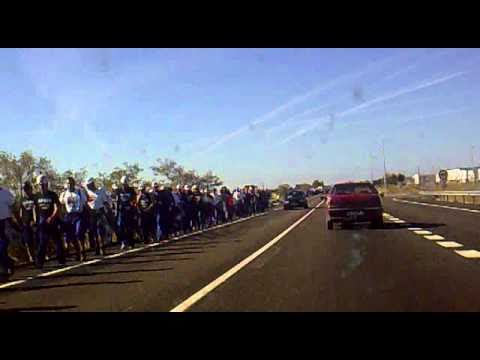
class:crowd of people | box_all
[0,174,271,279]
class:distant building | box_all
[435,167,480,184]
[412,173,436,186]
[405,176,415,185]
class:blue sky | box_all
[1,48,480,188]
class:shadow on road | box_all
[0,280,142,293]
[0,305,78,312]
[93,257,194,266]
[42,267,174,279]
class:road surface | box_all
[2,195,480,312]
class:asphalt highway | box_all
[2,195,480,312]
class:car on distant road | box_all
[284,190,309,210]
[326,182,383,230]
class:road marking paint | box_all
[383,213,391,217]
[408,227,423,231]
[455,250,480,259]
[424,234,445,240]
[105,252,127,259]
[170,199,325,312]
[414,230,432,235]
[0,279,27,289]
[437,241,463,248]
[394,198,480,214]
[393,220,406,223]
[36,259,101,277]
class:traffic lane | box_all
[0,199,322,312]
[190,205,480,311]
[384,198,480,251]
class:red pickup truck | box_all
[326,182,384,230]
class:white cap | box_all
[184,185,190,191]
[176,184,182,190]
[120,175,129,185]
[112,183,119,190]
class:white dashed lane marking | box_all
[424,235,445,241]
[437,241,463,248]
[414,230,432,235]
[455,250,480,259]
[381,212,480,259]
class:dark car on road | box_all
[284,190,309,210]
[326,182,383,229]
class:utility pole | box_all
[369,152,375,183]
[382,139,388,194]
[471,145,476,167]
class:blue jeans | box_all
[36,216,65,267]
[64,213,83,243]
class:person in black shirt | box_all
[158,185,175,240]
[34,175,65,268]
[181,186,192,233]
[116,176,137,250]
[137,181,155,244]
[20,181,36,264]
[150,182,162,241]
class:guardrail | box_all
[419,191,480,205]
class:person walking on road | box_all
[85,178,111,255]
[116,176,138,250]
[137,181,155,244]
[19,181,36,264]
[158,185,175,240]
[172,185,184,236]
[60,177,88,262]
[0,186,20,279]
[150,182,162,242]
[34,175,65,269]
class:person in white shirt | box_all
[84,178,111,256]
[61,177,88,262]
[0,186,18,277]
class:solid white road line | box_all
[408,227,423,231]
[36,259,101,278]
[169,200,325,312]
[436,241,463,248]
[0,212,270,290]
[424,235,445,241]
[0,279,28,289]
[455,250,480,259]
[393,198,480,214]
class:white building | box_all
[412,173,436,185]
[435,168,479,184]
